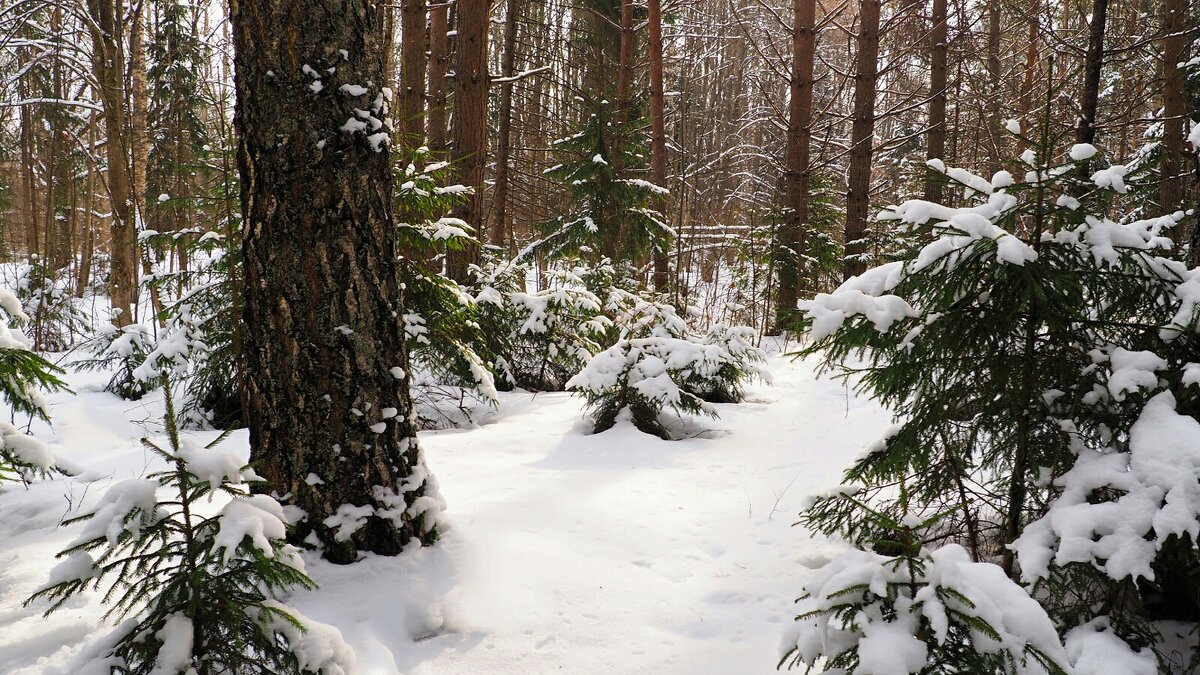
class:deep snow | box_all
[0,351,891,674]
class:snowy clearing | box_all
[0,351,888,674]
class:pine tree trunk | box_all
[446,0,488,281]
[774,0,815,328]
[924,0,948,203]
[490,0,522,250]
[985,2,1002,176]
[399,0,426,149]
[616,0,635,117]
[85,0,138,326]
[427,2,450,156]
[230,0,441,564]
[649,0,670,292]
[844,0,880,281]
[1075,0,1108,181]
[1160,0,1187,235]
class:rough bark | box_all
[446,0,488,281]
[398,0,426,149]
[649,0,670,291]
[924,0,948,203]
[1075,0,1108,179]
[490,0,522,250]
[85,0,138,325]
[616,0,635,117]
[985,2,1002,176]
[230,0,442,564]
[426,2,450,155]
[1160,0,1187,225]
[774,0,815,328]
[844,0,880,281]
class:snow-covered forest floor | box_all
[0,348,891,674]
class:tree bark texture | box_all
[649,0,670,292]
[398,0,426,149]
[924,0,948,203]
[774,0,815,327]
[85,0,138,325]
[446,0,488,281]
[1160,0,1187,226]
[229,0,442,564]
[490,0,522,250]
[844,0,880,281]
[426,2,450,155]
[1075,0,1108,180]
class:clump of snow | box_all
[1105,348,1167,401]
[1,421,55,471]
[178,440,253,494]
[149,613,194,675]
[254,600,356,675]
[214,495,291,562]
[1016,392,1200,583]
[322,503,375,542]
[75,479,163,546]
[1064,617,1157,675]
[1068,143,1098,161]
[1090,164,1128,193]
[46,551,98,585]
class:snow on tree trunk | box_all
[230,0,441,563]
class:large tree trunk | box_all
[843,0,880,281]
[924,0,948,203]
[490,0,522,250]
[398,0,426,149]
[773,0,815,328]
[446,0,488,281]
[648,0,670,292]
[230,0,442,564]
[85,0,138,326]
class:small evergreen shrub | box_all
[0,287,68,482]
[567,337,719,439]
[780,500,1072,674]
[479,261,611,392]
[11,257,88,351]
[535,99,671,265]
[27,377,355,674]
[75,323,159,401]
[396,151,500,426]
[790,137,1200,669]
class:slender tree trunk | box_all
[77,124,97,297]
[649,0,670,291]
[616,0,635,116]
[426,2,450,155]
[399,0,426,149]
[446,0,488,280]
[844,0,880,281]
[774,0,815,327]
[230,0,442,563]
[490,0,521,249]
[1160,0,1187,226]
[924,0,948,203]
[985,2,1002,176]
[86,0,138,325]
[1075,0,1108,180]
